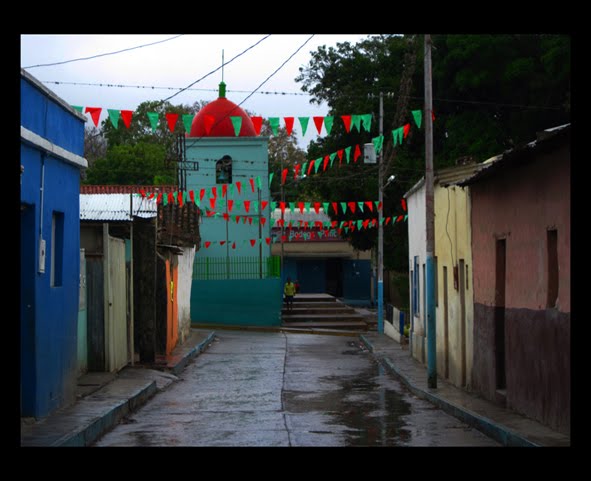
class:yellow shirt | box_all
[284,282,296,296]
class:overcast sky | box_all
[20,34,371,148]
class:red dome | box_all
[189,96,256,137]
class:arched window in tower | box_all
[216,155,232,184]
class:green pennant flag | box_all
[304,201,311,213]
[351,115,362,132]
[345,146,352,164]
[344,227,349,234]
[324,116,334,135]
[358,201,364,213]
[195,198,200,207]
[375,200,380,210]
[372,135,384,155]
[323,202,329,214]
[163,194,168,206]
[182,114,194,133]
[235,200,243,210]
[230,116,242,136]
[324,221,331,228]
[380,217,385,225]
[341,202,347,214]
[271,218,276,227]
[269,172,274,186]
[107,109,121,129]
[229,184,235,197]
[183,191,188,204]
[357,220,363,230]
[396,127,403,145]
[317,230,324,239]
[302,162,307,176]
[314,158,322,174]
[329,152,337,168]
[71,105,83,113]
[256,175,262,190]
[254,201,259,214]
[404,215,408,221]
[269,117,280,136]
[271,201,277,211]
[289,202,296,213]
[299,117,309,136]
[340,221,345,228]
[147,112,159,132]
[361,114,372,132]
[412,110,422,129]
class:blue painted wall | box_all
[342,259,371,304]
[20,72,85,418]
[191,279,282,326]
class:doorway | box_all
[21,204,36,416]
[325,259,343,297]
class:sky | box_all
[20,34,372,148]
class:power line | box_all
[23,35,185,69]
[162,34,271,103]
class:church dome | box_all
[189,82,256,137]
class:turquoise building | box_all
[186,83,281,326]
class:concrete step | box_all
[292,294,337,303]
[288,302,349,309]
[282,320,368,330]
[282,306,356,315]
[282,313,367,323]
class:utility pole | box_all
[424,34,437,389]
[280,153,285,282]
[377,92,384,334]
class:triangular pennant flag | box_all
[353,144,362,163]
[265,237,271,246]
[235,216,241,223]
[270,201,277,212]
[401,198,407,212]
[323,155,329,172]
[249,178,255,193]
[232,242,236,250]
[397,215,404,222]
[314,158,322,174]
[269,117,280,136]
[361,114,372,132]
[294,164,301,180]
[234,200,243,210]
[204,241,211,249]
[329,152,336,168]
[168,192,174,204]
[166,113,179,133]
[199,189,205,202]
[281,168,288,185]
[84,107,102,127]
[380,217,385,225]
[313,116,324,135]
[248,217,253,225]
[156,193,162,205]
[313,202,321,214]
[358,201,364,213]
[178,191,183,206]
[222,184,227,198]
[337,149,344,166]
[189,190,195,204]
[365,201,374,212]
[148,192,155,200]
[71,105,83,113]
[230,116,242,136]
[344,227,349,234]
[341,115,352,133]
[323,202,329,214]
[261,200,268,211]
[403,123,411,139]
[163,193,168,206]
[341,202,347,214]
[211,186,217,199]
[372,135,384,155]
[140,189,146,198]
[268,172,274,187]
[412,110,422,129]
[228,184,234,197]
[227,199,234,212]
[209,198,216,210]
[251,116,263,135]
[280,201,286,215]
[307,160,315,176]
[348,201,356,213]
[377,201,382,211]
[298,117,309,136]
[220,241,226,246]
[284,117,295,136]
[345,146,352,164]
[182,114,194,133]
[203,114,215,135]
[404,215,408,221]
[222,213,230,221]
[351,114,361,132]
[147,112,159,132]
[261,217,267,226]
[256,176,262,191]
[332,202,338,214]
[317,230,324,239]
[398,127,405,145]
[107,109,121,129]
[120,110,133,129]
[243,200,251,213]
[236,181,242,194]
[324,116,334,135]
[206,210,215,217]
[250,239,256,247]
[298,202,305,214]
[289,202,296,213]
[362,219,370,229]
[357,220,363,230]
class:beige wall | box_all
[177,246,195,344]
[271,240,371,259]
[434,184,474,389]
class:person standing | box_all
[284,277,296,311]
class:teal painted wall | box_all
[185,137,271,258]
[191,278,282,326]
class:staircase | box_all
[281,293,369,331]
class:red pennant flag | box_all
[232,242,236,250]
[250,239,256,247]
[294,163,301,179]
[371,219,378,227]
[84,107,102,127]
[228,200,234,212]
[121,110,133,129]
[348,201,356,213]
[341,115,352,133]
[168,192,174,204]
[365,201,374,212]
[281,168,288,185]
[323,155,329,171]
[332,202,338,214]
[261,217,267,226]
[385,217,392,225]
[203,114,215,135]
[315,221,322,228]
[432,111,436,121]
[397,215,404,222]
[362,219,370,229]
[261,200,268,211]
[281,235,287,242]
[313,202,321,214]
[244,200,251,213]
[307,161,315,176]
[277,219,284,227]
[220,241,226,246]
[148,192,155,200]
[140,189,146,198]
[251,116,263,135]
[206,210,215,217]
[265,237,271,245]
[211,186,217,199]
[403,123,411,138]
[189,190,195,203]
[204,241,211,248]
[156,193,162,204]
[331,220,338,228]
[280,202,286,215]
[378,201,383,211]
[298,202,305,214]
[249,178,255,193]
[284,117,294,135]
[353,144,361,163]
[222,213,229,221]
[313,116,324,134]
[236,181,242,194]
[199,189,205,202]
[165,113,179,133]
[337,149,344,166]
[235,216,241,223]
[222,184,227,198]
[177,191,183,206]
[401,198,407,212]
[209,198,216,209]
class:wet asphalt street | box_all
[95,330,499,446]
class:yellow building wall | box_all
[434,185,474,389]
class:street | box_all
[94,330,499,446]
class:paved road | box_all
[95,330,499,446]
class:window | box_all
[51,211,64,287]
[547,229,558,308]
[216,155,232,184]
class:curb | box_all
[54,380,158,447]
[359,334,539,448]
[168,331,217,376]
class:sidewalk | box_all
[20,329,216,447]
[359,332,570,447]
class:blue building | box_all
[20,69,87,417]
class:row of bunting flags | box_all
[198,213,408,227]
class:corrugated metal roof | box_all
[271,208,331,223]
[80,194,157,221]
[435,161,494,187]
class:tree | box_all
[83,125,107,169]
